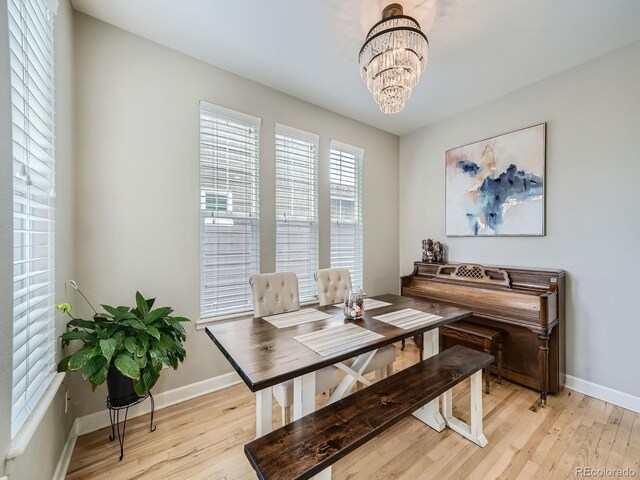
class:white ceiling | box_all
[71,0,640,136]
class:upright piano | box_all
[401,262,565,404]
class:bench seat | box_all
[244,345,494,480]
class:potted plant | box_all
[57,283,190,407]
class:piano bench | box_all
[439,321,503,394]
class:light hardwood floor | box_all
[66,342,640,479]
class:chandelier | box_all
[359,3,429,114]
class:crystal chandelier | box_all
[359,3,429,114]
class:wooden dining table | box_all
[205,294,471,437]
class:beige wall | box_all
[399,41,640,398]
[0,0,77,478]
[72,13,400,417]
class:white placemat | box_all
[372,308,443,330]
[263,308,333,329]
[294,323,384,357]
[333,298,392,310]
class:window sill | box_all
[6,372,66,461]
[196,310,254,330]
[196,300,320,330]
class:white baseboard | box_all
[565,374,640,413]
[76,371,241,436]
[52,371,242,480]
[52,420,78,480]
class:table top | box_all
[205,294,471,392]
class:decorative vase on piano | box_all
[344,289,365,320]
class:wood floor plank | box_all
[549,396,602,480]
[566,400,612,480]
[590,405,624,470]
[622,413,640,474]
[532,393,590,479]
[604,408,634,470]
[66,342,640,480]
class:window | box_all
[200,102,261,318]
[10,0,57,437]
[330,141,364,290]
[201,191,233,214]
[275,125,319,302]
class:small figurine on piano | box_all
[422,239,436,263]
[422,238,446,264]
[434,241,446,264]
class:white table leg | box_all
[412,328,445,431]
[314,466,332,479]
[255,386,273,438]
[293,371,330,479]
[327,350,376,405]
[293,371,316,420]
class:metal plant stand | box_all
[107,391,156,461]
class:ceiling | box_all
[71,0,640,136]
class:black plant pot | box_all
[106,366,140,407]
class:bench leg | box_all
[442,371,488,447]
[293,372,316,421]
[483,339,491,394]
[497,340,503,384]
[255,387,273,438]
[413,328,445,432]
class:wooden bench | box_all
[244,345,494,480]
[439,320,503,394]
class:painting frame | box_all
[445,123,547,237]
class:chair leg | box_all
[401,339,405,350]
[386,363,394,377]
[281,406,292,425]
[375,368,387,382]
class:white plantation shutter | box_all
[275,125,319,302]
[330,141,364,290]
[200,102,261,318]
[10,0,57,438]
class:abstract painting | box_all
[445,123,546,236]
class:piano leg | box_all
[537,333,549,407]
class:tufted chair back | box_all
[249,272,301,317]
[314,268,353,306]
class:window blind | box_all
[9,0,57,438]
[200,102,261,318]
[275,125,319,302]
[330,141,364,290]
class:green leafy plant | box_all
[57,287,189,396]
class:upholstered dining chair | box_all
[249,272,340,425]
[314,268,396,382]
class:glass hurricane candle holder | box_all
[344,289,365,320]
